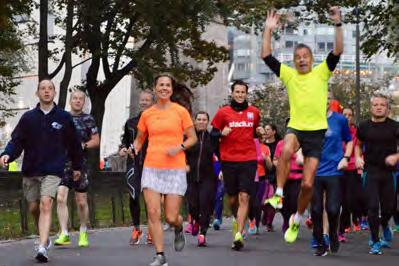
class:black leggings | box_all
[364,168,396,243]
[129,196,141,227]
[311,176,341,245]
[339,170,366,233]
[186,179,216,235]
[281,179,301,228]
[249,182,261,227]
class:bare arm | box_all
[261,10,280,58]
[133,129,147,155]
[330,6,343,56]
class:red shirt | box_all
[211,105,260,162]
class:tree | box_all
[0,0,33,123]
[249,84,289,134]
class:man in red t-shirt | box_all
[211,80,260,251]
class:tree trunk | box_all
[38,0,48,80]
[58,0,74,109]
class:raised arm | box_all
[261,10,280,58]
[329,6,343,56]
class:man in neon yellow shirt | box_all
[261,6,343,244]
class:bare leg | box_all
[56,186,69,234]
[236,192,250,233]
[39,196,53,246]
[297,157,319,215]
[75,192,89,231]
[143,189,163,252]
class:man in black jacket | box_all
[0,79,83,262]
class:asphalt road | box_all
[0,217,398,266]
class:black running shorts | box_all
[286,128,326,159]
[221,160,257,196]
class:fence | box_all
[0,171,141,239]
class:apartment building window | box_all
[327,42,334,51]
[318,42,326,51]
[303,29,308,35]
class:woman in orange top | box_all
[134,74,197,266]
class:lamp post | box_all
[354,3,361,124]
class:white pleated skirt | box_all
[141,167,187,196]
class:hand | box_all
[385,154,399,167]
[221,126,232,137]
[186,165,190,173]
[127,147,135,158]
[73,170,81,181]
[218,171,223,181]
[119,147,128,157]
[355,157,364,170]
[265,10,280,31]
[167,146,182,157]
[337,158,348,170]
[0,155,9,168]
[329,6,341,24]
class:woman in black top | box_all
[185,111,217,246]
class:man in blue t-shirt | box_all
[311,92,352,256]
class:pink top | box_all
[274,140,303,180]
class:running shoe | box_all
[197,234,206,247]
[338,233,346,243]
[353,223,361,232]
[192,222,200,236]
[368,237,374,247]
[379,239,391,248]
[382,226,393,242]
[248,219,257,235]
[146,233,153,245]
[284,215,300,243]
[174,226,186,252]
[184,223,193,234]
[79,231,89,247]
[232,219,238,238]
[311,237,318,249]
[129,227,142,245]
[344,227,351,234]
[360,219,369,230]
[369,241,382,255]
[232,232,244,251]
[314,244,328,256]
[35,245,49,263]
[305,217,313,230]
[212,219,221,231]
[323,234,330,247]
[394,224,399,233]
[265,194,283,209]
[149,254,168,266]
[54,233,71,246]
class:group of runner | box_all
[0,5,398,266]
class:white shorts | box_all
[141,167,187,196]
